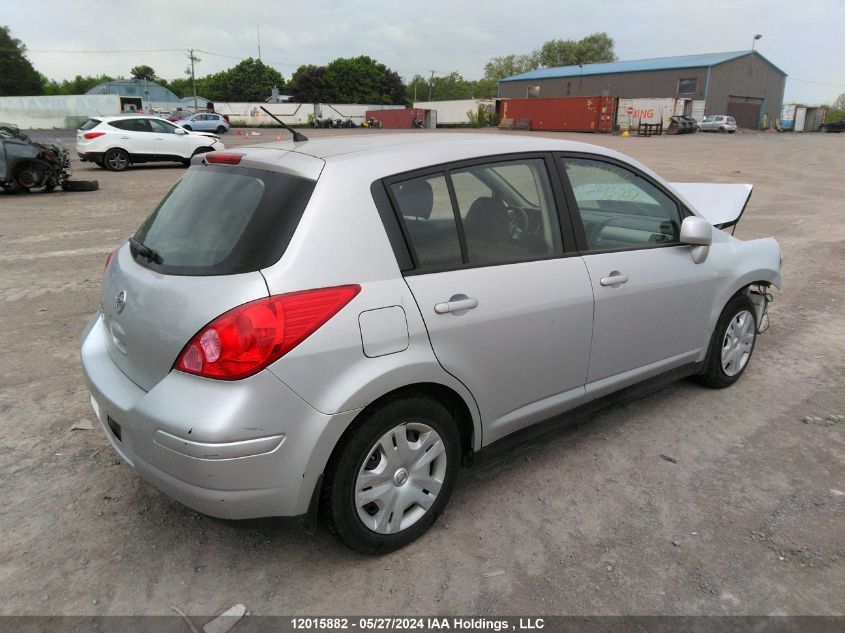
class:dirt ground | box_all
[0,128,843,617]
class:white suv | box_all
[77,115,224,171]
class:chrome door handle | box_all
[120,136,130,140]
[600,273,628,286]
[434,297,478,314]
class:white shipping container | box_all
[412,99,495,125]
[794,107,807,132]
[616,98,684,131]
[215,102,404,126]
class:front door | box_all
[149,118,191,160]
[390,157,595,445]
[556,155,716,398]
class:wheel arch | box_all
[336,381,478,465]
[300,380,480,519]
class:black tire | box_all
[62,179,99,192]
[719,126,726,133]
[103,148,129,172]
[696,293,758,389]
[216,125,227,134]
[183,146,213,166]
[728,130,736,134]
[321,395,461,554]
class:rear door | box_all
[108,118,155,158]
[555,154,716,399]
[102,163,317,391]
[390,155,594,445]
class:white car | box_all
[76,115,224,171]
[699,115,738,133]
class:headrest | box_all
[394,178,434,219]
[464,197,509,239]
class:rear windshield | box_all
[80,119,101,130]
[132,165,315,276]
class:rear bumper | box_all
[77,151,105,163]
[80,313,360,519]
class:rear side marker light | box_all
[205,152,245,165]
[83,132,106,139]
[175,285,361,380]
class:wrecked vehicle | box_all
[1,127,98,193]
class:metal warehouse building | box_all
[498,51,787,129]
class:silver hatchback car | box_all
[81,133,781,553]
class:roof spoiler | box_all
[669,183,753,230]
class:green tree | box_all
[203,58,284,102]
[0,25,43,95]
[323,56,405,104]
[538,33,616,67]
[483,54,539,82]
[41,74,117,95]
[288,64,333,103]
[130,65,157,81]
[828,93,845,121]
[483,33,617,82]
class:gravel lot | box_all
[0,128,843,617]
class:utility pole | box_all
[257,25,261,61]
[187,49,201,109]
[428,70,435,101]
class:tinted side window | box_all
[451,159,562,264]
[111,118,149,132]
[561,158,681,251]
[391,175,462,269]
[149,119,177,134]
[80,119,100,130]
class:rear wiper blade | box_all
[129,237,163,264]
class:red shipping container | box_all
[366,108,427,129]
[500,96,617,133]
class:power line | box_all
[788,77,845,88]
[0,47,186,54]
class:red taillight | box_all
[205,152,245,165]
[174,285,361,380]
[83,132,106,139]
[104,246,119,272]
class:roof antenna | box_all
[260,106,308,142]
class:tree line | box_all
[2,25,621,105]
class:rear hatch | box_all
[101,162,317,391]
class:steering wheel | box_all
[505,206,530,241]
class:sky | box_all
[3,0,844,105]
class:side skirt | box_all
[471,361,703,466]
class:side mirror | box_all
[680,215,712,264]
[174,127,188,134]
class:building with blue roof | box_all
[498,50,786,129]
[85,79,182,112]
